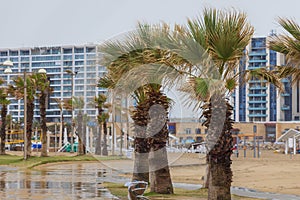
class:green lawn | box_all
[0,153,122,169]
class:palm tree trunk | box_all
[102,121,108,156]
[202,96,233,200]
[0,105,7,155]
[147,100,173,193]
[95,125,102,155]
[26,101,34,158]
[77,112,84,155]
[40,92,48,157]
[82,119,87,154]
[132,137,150,183]
[59,112,63,149]
[131,99,150,183]
[149,124,173,194]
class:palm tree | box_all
[94,93,109,155]
[0,79,10,155]
[8,74,37,159]
[99,44,174,193]
[32,72,52,157]
[269,18,300,83]
[99,8,283,199]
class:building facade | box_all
[0,44,106,124]
[233,36,297,122]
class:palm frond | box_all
[244,68,284,92]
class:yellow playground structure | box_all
[5,129,24,145]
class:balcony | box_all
[248,59,268,63]
[248,114,268,117]
[248,100,268,103]
[248,93,267,97]
[281,78,289,83]
[248,107,267,111]
[281,93,290,97]
[281,105,290,111]
[249,80,267,83]
[249,86,267,90]
[249,52,267,56]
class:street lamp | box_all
[4,65,46,160]
[65,69,77,153]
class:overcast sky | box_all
[2,0,300,118]
[1,0,300,48]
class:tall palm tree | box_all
[269,18,300,83]
[32,72,52,157]
[0,79,10,155]
[8,74,37,159]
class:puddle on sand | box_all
[0,162,120,200]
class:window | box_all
[185,128,191,134]
[0,51,8,56]
[9,51,18,56]
[63,55,72,60]
[86,47,95,53]
[75,54,84,59]
[75,61,84,65]
[195,128,201,134]
[63,48,72,54]
[75,47,84,53]
[86,60,95,65]
[20,50,30,55]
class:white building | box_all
[0,44,106,124]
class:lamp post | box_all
[253,125,257,158]
[65,69,77,153]
[4,64,46,160]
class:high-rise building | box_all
[233,36,298,122]
[0,44,106,124]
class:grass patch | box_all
[102,182,262,200]
[0,153,123,169]
[0,154,23,165]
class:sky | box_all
[2,0,300,48]
[2,0,300,118]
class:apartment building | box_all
[233,36,298,122]
[0,44,106,124]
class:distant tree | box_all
[0,79,10,155]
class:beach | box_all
[5,149,300,197]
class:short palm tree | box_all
[269,18,300,83]
[0,79,10,155]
